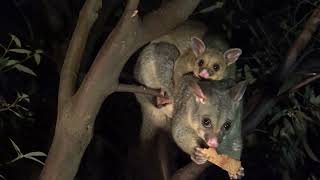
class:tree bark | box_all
[39,0,200,179]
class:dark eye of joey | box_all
[213,64,220,71]
[223,121,231,131]
[202,118,212,128]
[198,59,204,67]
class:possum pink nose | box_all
[207,137,218,148]
[199,69,209,78]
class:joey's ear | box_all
[189,80,207,104]
[191,37,206,57]
[229,80,247,102]
[224,48,242,65]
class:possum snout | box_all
[206,136,219,148]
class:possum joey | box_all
[172,76,247,165]
[173,37,242,86]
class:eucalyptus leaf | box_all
[24,151,47,157]
[9,138,22,155]
[0,174,7,180]
[10,34,21,48]
[15,64,37,76]
[34,54,41,65]
[8,49,31,54]
[0,57,10,70]
[303,138,320,162]
[35,49,43,54]
[24,156,45,165]
[268,109,287,125]
[244,64,256,84]
[310,95,320,105]
[5,60,19,67]
[273,125,280,137]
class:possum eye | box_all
[202,118,212,128]
[213,64,220,71]
[223,121,231,131]
[198,59,204,67]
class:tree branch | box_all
[171,162,210,180]
[117,84,164,97]
[40,0,200,179]
[279,8,320,80]
[290,73,320,92]
[58,0,101,107]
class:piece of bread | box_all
[200,148,241,175]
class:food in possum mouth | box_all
[199,148,241,175]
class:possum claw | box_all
[228,166,244,179]
[155,89,173,108]
[191,147,207,164]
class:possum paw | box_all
[229,166,244,179]
[155,89,173,108]
[191,147,207,164]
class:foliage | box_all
[235,0,320,179]
[0,34,46,179]
[6,138,46,165]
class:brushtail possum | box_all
[134,42,180,142]
[152,20,242,83]
[140,21,242,107]
[171,75,247,165]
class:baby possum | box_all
[171,75,247,165]
[173,37,242,85]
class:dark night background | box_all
[0,0,319,180]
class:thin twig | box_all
[290,73,320,92]
[117,84,164,97]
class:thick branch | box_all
[58,0,101,107]
[41,0,200,179]
[141,0,201,43]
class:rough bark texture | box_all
[39,0,201,179]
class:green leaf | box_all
[24,156,45,166]
[273,125,280,137]
[244,64,256,84]
[24,151,47,157]
[5,60,19,67]
[310,95,320,105]
[268,109,288,125]
[8,49,31,54]
[9,138,22,155]
[35,49,43,54]
[34,54,41,65]
[0,57,10,70]
[303,138,320,162]
[10,34,21,47]
[0,174,7,180]
[9,109,24,118]
[20,93,30,102]
[15,64,37,76]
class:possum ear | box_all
[229,80,247,102]
[224,48,242,65]
[191,37,206,57]
[189,80,207,104]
